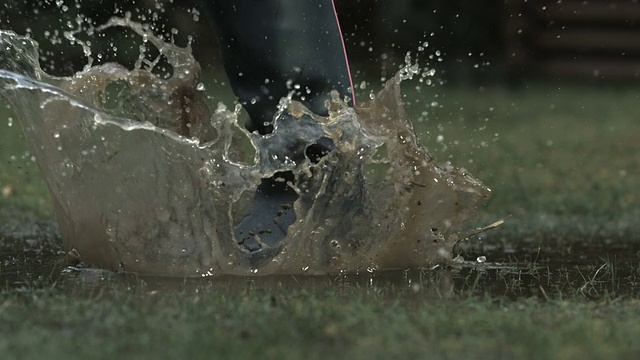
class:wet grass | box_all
[401,83,640,262]
[2,82,640,359]
[2,258,640,359]
[0,107,52,211]
[1,285,640,360]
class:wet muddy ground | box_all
[3,225,639,301]
[2,84,640,359]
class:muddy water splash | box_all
[0,21,490,276]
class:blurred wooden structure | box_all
[505,0,640,80]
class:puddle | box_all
[455,250,640,299]
[2,233,639,300]
[0,230,63,290]
[0,18,489,276]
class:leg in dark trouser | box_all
[206,0,355,133]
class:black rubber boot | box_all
[204,0,354,262]
[231,111,336,265]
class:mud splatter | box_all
[0,20,489,276]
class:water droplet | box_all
[0,23,491,277]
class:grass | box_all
[405,84,640,217]
[2,278,640,360]
[2,81,640,359]
[400,83,640,258]
[0,103,53,225]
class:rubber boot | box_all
[204,0,354,263]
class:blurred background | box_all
[2,0,639,85]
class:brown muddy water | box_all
[0,20,488,277]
